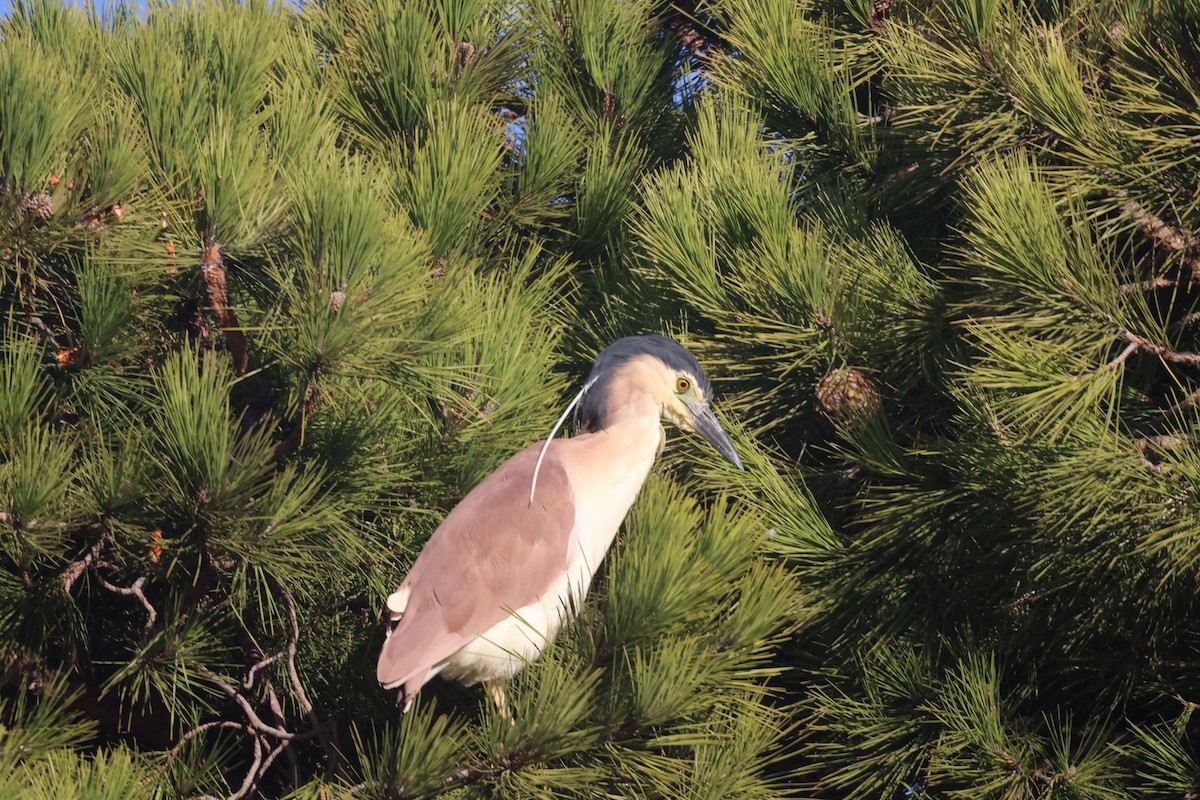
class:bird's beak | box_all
[685,402,744,470]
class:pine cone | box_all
[19,192,54,220]
[816,368,881,424]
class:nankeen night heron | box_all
[376,335,743,712]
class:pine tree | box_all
[6,0,1200,797]
[629,0,1200,797]
[0,0,796,797]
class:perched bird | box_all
[376,335,743,712]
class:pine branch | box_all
[1121,330,1200,366]
[19,274,62,351]
[1118,276,1176,295]
[147,720,250,791]
[95,573,157,634]
[201,243,247,374]
[200,243,275,424]
[1167,310,1200,333]
[179,581,337,795]
[1117,196,1200,284]
[870,0,895,32]
[272,381,322,462]
[1143,385,1200,432]
[59,539,104,594]
[197,663,311,742]
[666,17,721,59]
[279,581,339,778]
[409,745,536,799]
[191,659,327,799]
[400,710,651,797]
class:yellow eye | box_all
[675,377,691,393]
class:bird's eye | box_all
[675,377,691,393]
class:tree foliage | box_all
[1,0,1199,797]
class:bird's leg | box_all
[486,679,514,724]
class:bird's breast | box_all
[559,415,663,596]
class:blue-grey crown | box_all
[577,335,712,432]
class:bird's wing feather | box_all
[376,443,575,694]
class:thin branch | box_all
[281,586,316,719]
[870,0,895,30]
[1119,197,1198,253]
[1122,330,1200,366]
[1137,433,1200,452]
[1117,196,1200,283]
[1118,275,1175,295]
[228,734,265,800]
[244,649,286,691]
[197,664,307,742]
[1145,385,1200,431]
[96,573,157,633]
[19,274,63,351]
[24,312,62,350]
[1167,310,1200,333]
[200,242,275,425]
[666,17,719,58]
[413,763,490,799]
[179,721,249,755]
[252,741,290,796]
[409,742,543,798]
[1107,341,1139,370]
[60,539,104,594]
[201,243,250,375]
[272,381,322,462]
[280,582,339,777]
[266,681,303,785]
[150,721,249,784]
[195,599,334,796]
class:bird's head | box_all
[578,335,743,469]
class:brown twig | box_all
[96,573,157,634]
[19,274,63,351]
[187,585,337,796]
[272,381,322,462]
[870,0,895,31]
[201,243,250,375]
[149,720,250,786]
[60,539,105,594]
[244,649,286,691]
[1118,275,1175,295]
[200,243,275,425]
[280,583,340,778]
[265,681,303,784]
[197,664,308,742]
[1144,385,1200,432]
[995,745,1077,787]
[1106,341,1139,370]
[1117,196,1200,283]
[229,734,266,800]
[1122,330,1200,366]
[1167,310,1200,333]
[666,17,718,58]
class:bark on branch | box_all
[60,539,105,594]
[95,573,157,634]
[1122,330,1200,366]
[201,243,251,375]
[200,243,275,425]
[1117,196,1200,284]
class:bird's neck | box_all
[586,357,666,434]
[576,390,665,475]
